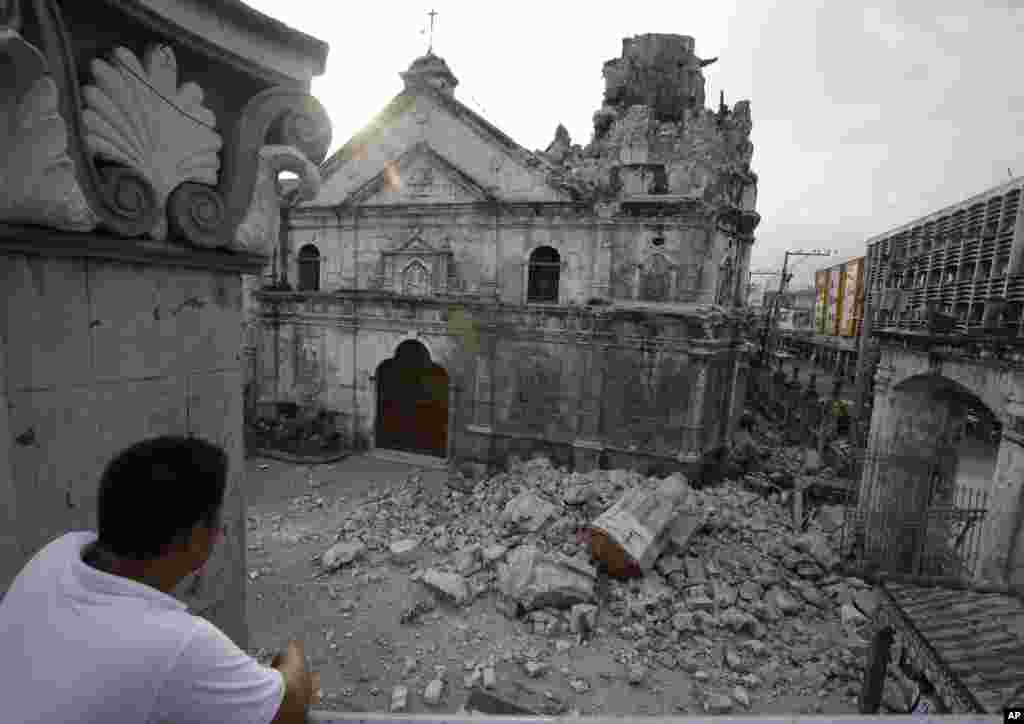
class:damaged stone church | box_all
[246,33,761,475]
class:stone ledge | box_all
[247,449,351,465]
[0,224,267,275]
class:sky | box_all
[246,0,1024,293]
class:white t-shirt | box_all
[0,531,284,724]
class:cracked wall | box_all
[0,253,250,647]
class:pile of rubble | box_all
[318,455,875,714]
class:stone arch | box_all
[297,242,320,291]
[526,245,561,303]
[374,338,449,457]
[883,348,1008,424]
[863,370,1002,578]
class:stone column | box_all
[978,398,1024,586]
[681,356,709,459]
[725,350,750,446]
[859,364,895,512]
[573,334,605,472]
[479,213,499,298]
[470,356,492,431]
[590,219,614,299]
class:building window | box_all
[297,243,320,291]
[402,260,431,297]
[527,246,560,303]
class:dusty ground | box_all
[242,453,864,716]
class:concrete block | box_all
[8,378,189,556]
[90,264,242,382]
[0,255,92,392]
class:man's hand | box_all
[269,639,319,721]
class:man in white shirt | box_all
[0,435,316,724]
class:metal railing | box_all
[840,470,989,581]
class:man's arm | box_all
[152,620,311,724]
[269,640,314,724]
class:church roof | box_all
[407,51,453,72]
[319,73,546,182]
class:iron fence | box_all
[840,464,989,582]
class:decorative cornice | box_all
[0,26,97,230]
[6,1,331,252]
[0,222,265,274]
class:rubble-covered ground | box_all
[244,439,876,716]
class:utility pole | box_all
[763,249,834,366]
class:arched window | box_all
[527,246,560,303]
[402,260,431,297]
[297,243,320,292]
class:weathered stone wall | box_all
[287,206,737,307]
[0,251,250,647]
[252,294,743,475]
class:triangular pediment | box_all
[349,143,493,206]
[385,228,452,255]
[307,89,571,207]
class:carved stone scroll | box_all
[31,0,160,236]
[232,145,320,255]
[168,86,331,249]
[0,22,97,230]
[25,0,331,248]
[81,44,223,240]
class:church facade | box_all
[246,34,761,475]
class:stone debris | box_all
[419,569,470,605]
[569,603,598,635]
[840,602,869,627]
[524,661,548,678]
[453,544,484,576]
[500,490,561,533]
[482,665,496,689]
[389,539,421,564]
[399,598,435,624]
[498,545,596,611]
[390,685,408,712]
[320,540,365,570]
[732,685,751,709]
[704,692,734,713]
[303,444,872,713]
[423,678,444,706]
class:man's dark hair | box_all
[97,436,228,560]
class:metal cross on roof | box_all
[427,9,438,54]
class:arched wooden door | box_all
[375,341,448,457]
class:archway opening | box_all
[374,340,449,457]
[297,243,321,292]
[862,373,999,579]
[527,246,560,303]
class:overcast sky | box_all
[246,0,1024,291]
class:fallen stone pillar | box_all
[587,472,693,577]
